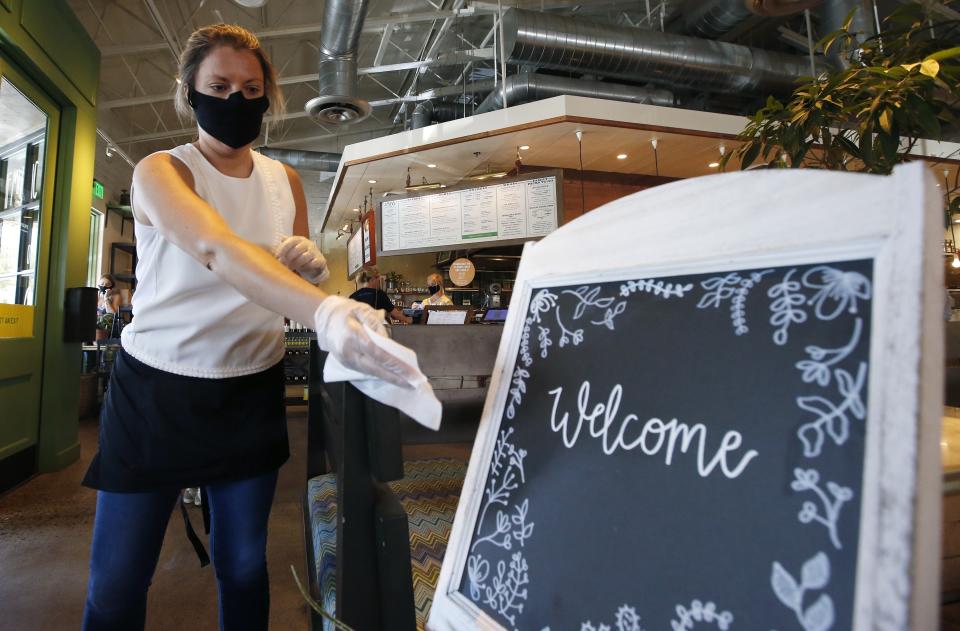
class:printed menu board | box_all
[377,171,561,255]
[346,228,363,279]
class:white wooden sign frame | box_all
[428,163,943,631]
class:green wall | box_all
[0,0,100,472]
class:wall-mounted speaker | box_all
[64,287,97,343]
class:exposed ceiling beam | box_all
[142,0,182,62]
[101,50,494,110]
[118,111,311,144]
[373,25,393,67]
[100,6,496,57]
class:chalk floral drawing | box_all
[581,604,644,631]
[796,362,867,458]
[619,278,694,299]
[475,427,527,537]
[795,318,863,388]
[481,552,530,627]
[529,289,559,323]
[671,600,733,630]
[697,270,773,335]
[801,267,871,321]
[552,287,625,348]
[519,318,533,368]
[466,555,490,601]
[538,327,552,359]
[469,427,532,624]
[506,365,530,420]
[771,552,835,631]
[768,269,808,346]
[791,469,854,550]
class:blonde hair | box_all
[174,24,286,127]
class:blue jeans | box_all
[82,470,278,631]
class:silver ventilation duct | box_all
[476,72,674,114]
[411,101,465,129]
[502,8,828,96]
[683,0,754,38]
[822,0,876,66]
[257,147,341,172]
[683,0,823,37]
[305,0,372,125]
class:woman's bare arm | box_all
[132,152,324,325]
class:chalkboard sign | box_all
[429,164,942,631]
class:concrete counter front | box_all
[392,324,505,442]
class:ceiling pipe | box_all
[747,0,824,17]
[256,147,341,172]
[682,0,754,38]
[475,72,675,114]
[305,0,372,125]
[683,0,824,38]
[501,8,829,96]
[410,101,466,129]
[821,0,876,66]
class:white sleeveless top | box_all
[121,143,295,378]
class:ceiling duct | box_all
[411,101,466,129]
[256,147,341,172]
[305,0,372,125]
[683,0,823,38]
[682,0,754,38]
[501,8,828,96]
[821,0,876,66]
[476,72,674,114]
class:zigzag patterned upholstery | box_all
[308,458,467,631]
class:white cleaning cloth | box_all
[323,325,442,431]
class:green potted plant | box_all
[724,2,960,213]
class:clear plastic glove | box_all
[314,296,416,388]
[276,236,330,284]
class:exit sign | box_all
[92,180,104,199]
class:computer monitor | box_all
[483,308,509,322]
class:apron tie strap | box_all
[179,490,210,567]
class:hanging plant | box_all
[724,2,960,215]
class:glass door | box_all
[0,55,60,462]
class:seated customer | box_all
[349,267,412,324]
[422,273,453,306]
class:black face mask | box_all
[428,285,441,295]
[188,87,269,149]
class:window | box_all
[87,208,103,287]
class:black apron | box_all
[83,348,289,492]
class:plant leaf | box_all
[771,562,802,610]
[801,552,830,590]
[802,594,835,631]
[920,59,940,78]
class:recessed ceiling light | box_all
[519,145,530,151]
[368,179,377,184]
[427,164,437,168]
[616,154,628,160]
[708,162,720,168]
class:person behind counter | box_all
[421,272,453,306]
[349,266,413,324]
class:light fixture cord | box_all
[578,134,585,213]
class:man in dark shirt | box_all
[349,267,412,324]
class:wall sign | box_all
[0,304,33,338]
[346,228,363,279]
[362,212,376,267]
[377,170,563,256]
[449,258,476,287]
[429,164,943,631]
[92,179,104,200]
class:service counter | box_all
[391,324,505,442]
